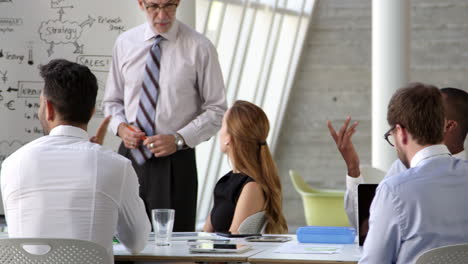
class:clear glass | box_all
[152,209,175,246]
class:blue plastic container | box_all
[296,226,356,244]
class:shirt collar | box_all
[49,125,89,140]
[452,150,466,160]
[410,144,451,168]
[143,19,179,42]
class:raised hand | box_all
[327,117,361,177]
[90,116,112,145]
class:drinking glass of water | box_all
[152,209,175,246]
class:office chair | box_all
[416,243,468,264]
[290,170,349,227]
[238,211,266,234]
[0,238,111,264]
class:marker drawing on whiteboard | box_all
[24,127,44,135]
[50,0,74,23]
[39,1,94,56]
[39,16,95,56]
[0,17,23,33]
[24,113,39,120]
[50,0,74,10]
[24,100,39,109]
[7,86,18,92]
[5,99,15,110]
[2,51,24,64]
[58,8,65,21]
[0,140,26,167]
[27,42,34,65]
[0,70,7,84]
[17,81,42,98]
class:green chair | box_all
[290,170,349,227]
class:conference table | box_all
[0,231,360,263]
[114,234,361,263]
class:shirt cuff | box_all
[109,115,127,136]
[177,125,199,148]
[346,174,364,191]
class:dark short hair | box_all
[387,82,444,145]
[40,59,98,124]
[441,87,468,139]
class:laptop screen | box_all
[357,184,378,246]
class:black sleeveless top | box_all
[210,171,255,233]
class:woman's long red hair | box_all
[226,100,288,234]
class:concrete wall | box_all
[275,0,468,228]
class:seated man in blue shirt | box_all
[328,87,468,229]
[359,83,468,264]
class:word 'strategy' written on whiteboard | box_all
[0,0,145,168]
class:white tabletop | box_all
[114,239,266,262]
[114,234,361,263]
[248,242,362,264]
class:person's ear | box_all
[395,124,408,145]
[445,120,458,133]
[45,100,55,122]
[137,0,145,11]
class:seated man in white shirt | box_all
[358,83,468,263]
[328,87,468,228]
[0,59,151,262]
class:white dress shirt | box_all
[360,145,468,264]
[103,20,227,147]
[344,149,466,228]
[1,126,150,262]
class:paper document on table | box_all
[274,242,343,254]
[148,232,223,241]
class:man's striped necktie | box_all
[131,35,163,165]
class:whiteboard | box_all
[0,0,148,164]
[0,0,150,214]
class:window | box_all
[195,0,317,227]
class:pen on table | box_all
[123,123,147,140]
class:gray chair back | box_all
[238,211,266,234]
[0,238,111,264]
[416,244,468,264]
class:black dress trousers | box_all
[118,143,198,232]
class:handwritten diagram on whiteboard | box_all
[0,0,145,169]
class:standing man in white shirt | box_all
[328,87,468,228]
[103,0,227,231]
[359,83,468,264]
[1,59,150,262]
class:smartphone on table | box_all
[216,232,261,238]
[188,241,251,253]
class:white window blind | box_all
[195,0,317,227]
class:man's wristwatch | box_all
[174,133,186,151]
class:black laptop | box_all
[357,184,378,246]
